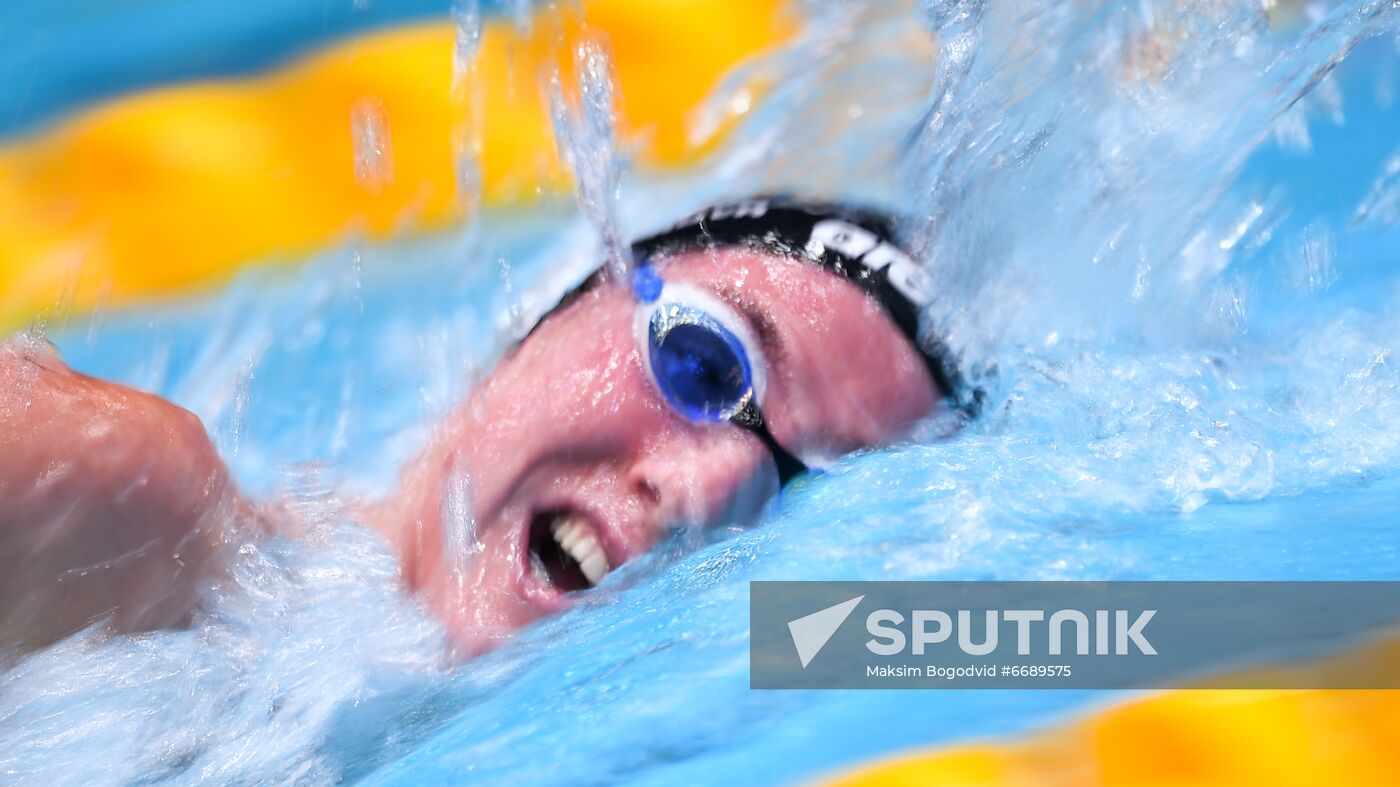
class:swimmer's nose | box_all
[626,429,778,533]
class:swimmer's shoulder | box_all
[1,338,246,651]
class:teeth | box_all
[550,514,611,587]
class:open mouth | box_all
[527,510,612,593]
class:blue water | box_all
[5,1,1400,785]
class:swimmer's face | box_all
[385,247,940,655]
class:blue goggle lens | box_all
[648,310,753,422]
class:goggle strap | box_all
[736,399,807,486]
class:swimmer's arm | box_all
[0,340,246,652]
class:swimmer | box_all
[0,196,966,656]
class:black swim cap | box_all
[628,196,967,410]
[530,196,969,412]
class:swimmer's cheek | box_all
[0,350,244,652]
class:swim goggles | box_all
[630,263,808,485]
[627,196,966,409]
[529,196,973,487]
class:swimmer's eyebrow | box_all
[711,284,785,368]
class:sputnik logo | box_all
[787,595,864,668]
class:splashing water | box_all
[909,0,1400,359]
[451,0,483,86]
[510,0,535,36]
[5,1,1400,785]
[1352,141,1400,228]
[549,37,631,281]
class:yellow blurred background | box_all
[0,0,793,330]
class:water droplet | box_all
[350,99,394,193]
[1351,144,1400,230]
[224,356,256,459]
[510,0,534,35]
[1293,223,1336,293]
[455,141,482,209]
[440,452,479,595]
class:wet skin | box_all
[0,339,246,652]
[0,247,939,655]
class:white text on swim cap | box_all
[809,219,934,306]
